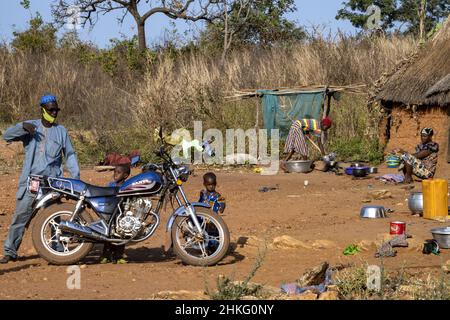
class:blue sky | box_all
[0,0,356,48]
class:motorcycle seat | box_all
[85,184,119,198]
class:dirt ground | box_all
[0,158,449,299]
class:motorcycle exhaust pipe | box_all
[59,221,108,242]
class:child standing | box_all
[199,172,226,214]
[198,172,226,253]
[100,164,130,264]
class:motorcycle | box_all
[27,129,230,266]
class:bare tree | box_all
[221,0,250,63]
[418,0,427,41]
[53,0,224,51]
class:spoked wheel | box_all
[171,207,230,266]
[32,203,94,265]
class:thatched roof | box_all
[376,17,450,106]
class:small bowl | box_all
[360,205,387,219]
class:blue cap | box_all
[40,94,57,106]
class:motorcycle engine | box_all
[116,198,152,238]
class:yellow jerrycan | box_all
[422,179,449,220]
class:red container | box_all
[390,221,406,235]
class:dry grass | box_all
[133,35,417,130]
[0,50,132,129]
[0,35,418,164]
[335,263,450,300]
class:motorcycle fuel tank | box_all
[118,171,163,195]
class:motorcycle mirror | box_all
[159,146,166,157]
[153,147,163,157]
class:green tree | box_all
[201,0,305,53]
[12,13,58,53]
[20,0,31,9]
[398,0,449,37]
[336,0,449,36]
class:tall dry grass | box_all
[134,36,416,127]
[0,35,418,163]
[0,50,132,129]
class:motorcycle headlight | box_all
[178,164,192,181]
[173,157,183,165]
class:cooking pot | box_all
[345,166,370,176]
[430,227,450,249]
[368,167,378,174]
[352,167,368,177]
[408,192,423,214]
[285,160,313,173]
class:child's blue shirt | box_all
[198,190,226,214]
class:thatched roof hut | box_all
[376,19,450,106]
[375,16,450,166]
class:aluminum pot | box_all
[368,167,378,174]
[430,227,450,249]
[285,160,313,173]
[360,205,387,218]
[408,192,423,214]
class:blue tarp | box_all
[258,89,326,138]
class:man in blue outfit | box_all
[0,94,80,264]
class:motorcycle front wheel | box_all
[171,207,230,266]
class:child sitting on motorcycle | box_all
[198,172,226,214]
[100,164,130,264]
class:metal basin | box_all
[430,227,450,249]
[408,192,423,214]
[285,160,313,173]
[360,205,387,219]
[368,167,378,174]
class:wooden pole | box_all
[321,86,329,146]
[306,135,322,154]
[255,96,260,130]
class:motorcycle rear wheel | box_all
[32,203,94,265]
[171,207,230,266]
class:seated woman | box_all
[394,127,439,184]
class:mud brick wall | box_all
[385,105,449,175]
